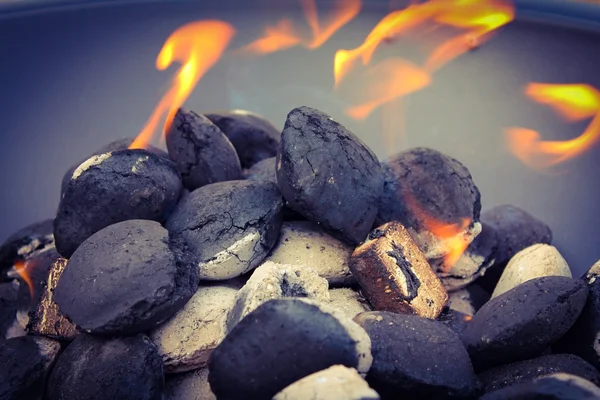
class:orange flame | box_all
[346,58,431,120]
[241,0,361,55]
[129,21,235,150]
[506,83,600,170]
[13,260,35,301]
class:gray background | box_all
[0,0,598,276]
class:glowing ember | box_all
[13,260,36,301]
[346,58,431,120]
[241,0,361,54]
[129,21,235,150]
[506,83,600,170]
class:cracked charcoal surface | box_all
[0,335,61,400]
[208,298,371,400]
[375,147,481,232]
[478,354,600,394]
[166,180,284,280]
[60,137,168,198]
[355,311,478,400]
[245,156,277,183]
[477,205,553,292]
[463,276,588,371]
[205,109,280,169]
[46,334,164,400]
[387,243,420,301]
[54,149,183,258]
[54,220,198,335]
[276,106,384,245]
[0,218,54,279]
[554,261,600,369]
[480,373,600,400]
[166,108,242,191]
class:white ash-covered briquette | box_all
[54,148,183,258]
[45,334,164,400]
[205,109,280,169]
[244,156,277,183]
[349,222,448,319]
[441,221,499,292]
[27,257,79,341]
[491,243,571,299]
[463,276,589,372]
[480,373,600,400]
[150,282,239,374]
[164,368,215,400]
[0,218,54,279]
[225,261,330,332]
[276,106,384,245]
[165,108,242,191]
[554,260,600,370]
[208,298,373,400]
[54,220,198,335]
[166,180,284,281]
[477,204,553,292]
[0,280,22,341]
[273,365,381,400]
[354,311,478,400]
[328,288,373,319]
[374,148,482,274]
[263,220,356,287]
[448,284,490,316]
[59,137,168,198]
[0,335,61,400]
[478,354,600,395]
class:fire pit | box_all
[1,0,600,399]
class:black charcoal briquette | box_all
[245,156,277,183]
[54,219,198,334]
[54,149,182,257]
[0,218,54,279]
[480,373,600,400]
[276,106,384,245]
[166,108,242,191]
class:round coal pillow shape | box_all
[463,276,589,371]
[276,106,384,245]
[208,298,372,400]
[165,108,242,191]
[245,156,277,183]
[354,311,478,400]
[204,109,280,169]
[60,137,168,198]
[54,219,198,335]
[45,334,163,400]
[0,218,54,278]
[54,148,183,258]
[166,180,284,280]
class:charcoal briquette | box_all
[328,288,373,319]
[0,280,21,341]
[463,276,588,371]
[164,367,216,400]
[0,335,61,400]
[0,218,54,279]
[55,149,183,257]
[276,106,384,245]
[54,219,198,335]
[208,298,372,400]
[448,284,490,316]
[478,354,600,394]
[245,156,277,183]
[45,334,164,400]
[480,373,600,400]
[205,109,280,169]
[166,180,284,280]
[166,108,242,191]
[437,308,472,340]
[354,311,478,400]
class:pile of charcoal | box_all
[1,105,600,400]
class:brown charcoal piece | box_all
[166,108,242,191]
[205,109,280,169]
[28,257,79,341]
[0,219,54,279]
[349,222,448,319]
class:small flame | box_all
[13,260,36,301]
[506,83,600,169]
[346,58,431,120]
[464,315,473,321]
[130,21,235,150]
[241,0,360,55]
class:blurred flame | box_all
[130,21,235,149]
[241,0,361,54]
[13,260,35,301]
[506,83,600,169]
[346,58,431,120]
